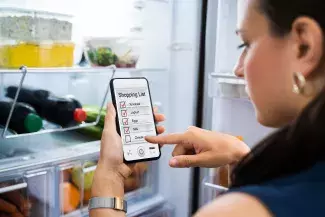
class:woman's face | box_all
[235,0,307,127]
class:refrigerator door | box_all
[199,0,274,207]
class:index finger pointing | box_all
[145,133,185,145]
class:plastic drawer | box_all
[80,159,150,213]
[59,162,83,216]
[80,159,98,215]
[0,167,56,217]
[59,157,99,216]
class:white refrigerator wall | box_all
[212,98,273,147]
[159,1,202,217]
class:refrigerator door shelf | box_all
[209,73,248,99]
[201,175,229,205]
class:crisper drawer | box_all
[0,167,56,217]
[58,161,83,216]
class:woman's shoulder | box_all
[195,192,272,217]
[228,162,325,217]
[195,162,325,217]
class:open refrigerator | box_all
[0,0,202,217]
[198,0,275,206]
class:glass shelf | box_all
[0,65,167,139]
[0,66,167,74]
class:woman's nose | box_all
[234,65,244,78]
[233,53,245,78]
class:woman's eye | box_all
[237,43,249,50]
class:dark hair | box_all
[231,0,325,187]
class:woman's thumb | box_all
[169,155,199,168]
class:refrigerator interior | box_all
[0,0,201,217]
[199,0,275,207]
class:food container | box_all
[84,37,141,68]
[0,7,75,68]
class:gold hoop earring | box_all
[292,72,306,94]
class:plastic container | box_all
[0,7,75,68]
[84,37,141,68]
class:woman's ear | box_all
[291,17,323,78]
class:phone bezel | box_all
[110,77,161,163]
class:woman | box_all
[90,0,325,216]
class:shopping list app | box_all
[112,78,159,161]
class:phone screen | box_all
[111,78,160,162]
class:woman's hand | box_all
[145,126,250,168]
[91,103,129,199]
[91,103,166,196]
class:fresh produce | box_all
[0,198,17,214]
[62,182,80,214]
[77,125,103,140]
[83,190,91,204]
[71,162,96,191]
[77,105,106,139]
[62,169,71,182]
[86,47,118,67]
[1,190,30,217]
[84,105,106,127]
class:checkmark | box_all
[121,110,127,117]
[124,127,130,134]
[122,118,128,125]
[120,101,126,108]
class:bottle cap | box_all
[24,113,43,133]
[74,108,87,123]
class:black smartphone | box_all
[110,77,161,163]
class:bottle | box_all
[6,86,87,127]
[0,101,43,134]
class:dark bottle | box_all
[6,86,87,127]
[0,102,43,134]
